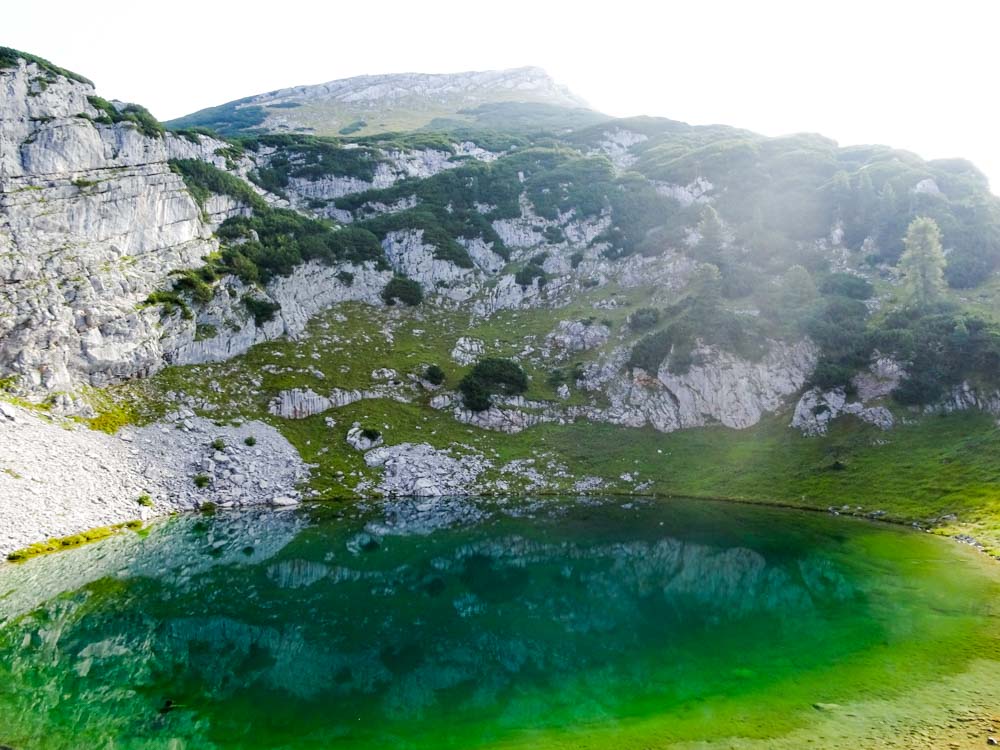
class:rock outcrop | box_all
[791,388,894,436]
[546,320,610,355]
[595,340,818,432]
[0,60,222,392]
[0,402,306,556]
[363,442,489,497]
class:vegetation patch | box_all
[459,357,528,411]
[0,46,92,85]
[6,521,143,562]
[88,96,164,138]
[381,276,423,306]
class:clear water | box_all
[0,496,998,749]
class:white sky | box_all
[6,0,998,192]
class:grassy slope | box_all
[108,296,1000,557]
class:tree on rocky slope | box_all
[899,216,946,308]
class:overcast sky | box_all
[6,0,998,192]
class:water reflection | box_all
[0,498,889,749]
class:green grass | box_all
[99,293,1000,557]
[533,410,1000,554]
[6,521,143,562]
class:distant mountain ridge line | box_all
[164,65,594,137]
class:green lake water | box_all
[1,496,998,749]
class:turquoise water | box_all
[0,496,998,749]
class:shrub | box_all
[570,251,584,269]
[88,96,164,138]
[458,376,492,412]
[627,307,660,332]
[424,364,446,385]
[143,290,192,320]
[542,226,566,244]
[244,436,257,446]
[211,438,225,452]
[382,276,423,306]
[819,272,874,300]
[169,158,267,212]
[193,474,211,489]
[360,428,381,441]
[336,270,355,286]
[137,493,153,507]
[195,323,218,341]
[243,295,281,326]
[514,263,547,288]
[459,358,528,411]
[339,120,367,135]
[628,329,673,373]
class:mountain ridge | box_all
[3,47,1000,559]
[166,65,594,137]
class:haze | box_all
[6,0,997,192]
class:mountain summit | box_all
[166,66,594,136]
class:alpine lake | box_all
[1,495,998,749]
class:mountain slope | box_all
[166,66,602,136]
[4,48,1000,558]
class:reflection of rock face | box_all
[0,503,860,746]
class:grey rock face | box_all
[383,229,477,300]
[546,320,610,355]
[791,388,894,436]
[591,128,648,171]
[269,389,334,419]
[0,61,255,394]
[450,337,485,365]
[0,402,306,556]
[363,442,489,497]
[597,340,819,432]
[346,423,384,451]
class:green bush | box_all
[514,262,547,288]
[382,276,423,306]
[628,329,673,373]
[217,211,384,283]
[193,474,211,489]
[211,438,225,452]
[242,295,281,325]
[88,96,164,138]
[244,436,257,446]
[339,120,367,135]
[137,493,153,507]
[360,427,382,441]
[459,358,528,411]
[628,307,660,332]
[0,46,92,84]
[424,364,446,385]
[170,159,267,211]
[195,323,218,341]
[142,290,192,320]
[819,272,873,300]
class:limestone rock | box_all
[346,423,384,451]
[269,389,333,419]
[364,442,488,497]
[451,337,485,365]
[791,388,894,436]
[546,320,610,355]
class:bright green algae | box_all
[0,497,998,749]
